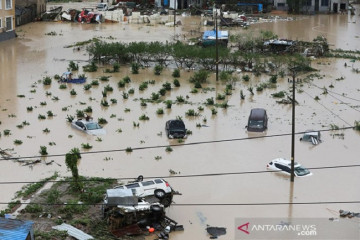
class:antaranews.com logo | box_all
[235,218,359,240]
[238,221,317,236]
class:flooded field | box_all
[0,4,360,239]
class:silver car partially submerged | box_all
[71,119,106,136]
[300,130,321,145]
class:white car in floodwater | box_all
[267,158,312,177]
[71,119,106,136]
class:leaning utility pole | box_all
[215,8,219,81]
[290,70,296,182]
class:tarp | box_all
[202,30,228,40]
[52,224,93,240]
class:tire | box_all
[150,204,163,212]
[154,189,166,199]
[161,197,172,207]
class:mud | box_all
[0,3,360,239]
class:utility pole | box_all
[215,8,219,81]
[173,0,176,27]
[290,70,296,182]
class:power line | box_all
[0,201,360,206]
[302,90,353,127]
[0,163,360,185]
[0,126,354,161]
[309,82,360,102]
[308,82,360,113]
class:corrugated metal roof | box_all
[52,223,94,240]
[0,218,33,240]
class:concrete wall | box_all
[0,29,15,42]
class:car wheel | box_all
[150,204,163,212]
[154,189,166,199]
[161,197,172,207]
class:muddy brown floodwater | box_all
[1,3,360,239]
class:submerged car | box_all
[267,158,312,177]
[165,120,187,139]
[71,119,106,136]
[246,108,268,132]
[300,130,321,145]
[114,175,174,207]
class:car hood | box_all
[87,128,106,136]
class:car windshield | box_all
[97,3,105,8]
[249,120,263,128]
[169,120,185,129]
[86,122,101,130]
[295,166,310,176]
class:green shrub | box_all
[173,78,180,87]
[154,65,163,75]
[172,69,180,78]
[156,108,164,114]
[242,75,250,82]
[118,80,125,88]
[25,204,42,213]
[165,100,172,109]
[139,114,149,120]
[123,76,131,83]
[83,62,98,72]
[131,62,140,74]
[271,91,286,98]
[68,61,79,71]
[43,76,52,85]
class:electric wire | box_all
[308,82,360,113]
[0,163,359,185]
[0,126,354,161]
[309,82,360,102]
[0,201,360,206]
[301,90,353,127]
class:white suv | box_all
[267,158,312,177]
[114,176,174,207]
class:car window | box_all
[126,183,140,189]
[154,179,163,184]
[76,122,84,128]
[114,186,123,189]
[142,181,155,186]
[295,166,310,176]
[275,163,290,173]
[86,122,100,130]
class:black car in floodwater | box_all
[246,108,268,132]
[165,120,187,139]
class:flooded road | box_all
[1,5,360,239]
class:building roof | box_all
[0,218,33,240]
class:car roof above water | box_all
[249,108,267,120]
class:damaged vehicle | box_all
[103,188,166,228]
[165,119,187,139]
[71,118,106,136]
[300,130,321,145]
[103,176,183,236]
[267,158,312,177]
[114,175,175,207]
